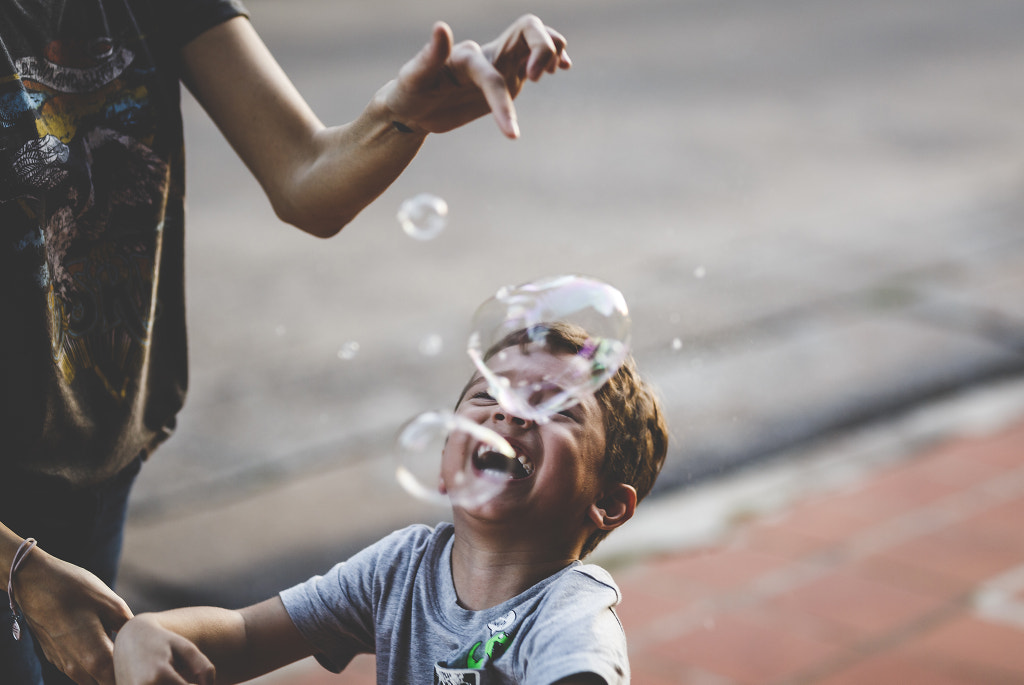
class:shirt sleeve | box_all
[279,524,434,674]
[519,566,630,685]
[155,0,250,49]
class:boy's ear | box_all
[588,483,637,531]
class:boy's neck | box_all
[449,528,582,611]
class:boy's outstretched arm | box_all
[180,15,570,238]
[113,597,312,685]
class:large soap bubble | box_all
[467,275,631,423]
[394,410,518,508]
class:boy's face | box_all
[448,346,608,533]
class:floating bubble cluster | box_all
[394,410,517,508]
[467,275,631,423]
[397,193,448,240]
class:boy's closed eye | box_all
[471,389,580,422]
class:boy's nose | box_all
[494,410,531,428]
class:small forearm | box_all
[147,606,245,655]
[116,598,312,685]
[117,608,249,684]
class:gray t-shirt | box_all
[280,523,630,684]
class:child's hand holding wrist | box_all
[114,614,216,685]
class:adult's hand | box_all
[14,547,133,685]
[384,14,571,139]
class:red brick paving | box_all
[253,416,1024,684]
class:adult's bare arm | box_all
[2,524,133,685]
[179,14,569,238]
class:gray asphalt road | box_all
[119,0,1024,610]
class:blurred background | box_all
[117,0,1024,673]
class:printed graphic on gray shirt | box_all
[434,610,517,683]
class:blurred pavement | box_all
[117,0,1024,614]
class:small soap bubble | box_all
[694,266,707,279]
[337,341,360,360]
[419,334,443,357]
[394,410,517,508]
[397,193,448,240]
[671,338,683,352]
[467,275,631,423]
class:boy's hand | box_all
[383,15,571,139]
[15,548,133,685]
[113,614,216,685]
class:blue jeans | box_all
[1,457,142,685]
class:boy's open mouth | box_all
[473,443,535,480]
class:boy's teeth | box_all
[474,443,534,478]
[516,454,535,476]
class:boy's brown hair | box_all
[473,322,669,558]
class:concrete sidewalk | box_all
[236,378,1024,684]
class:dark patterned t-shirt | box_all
[1,0,247,485]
